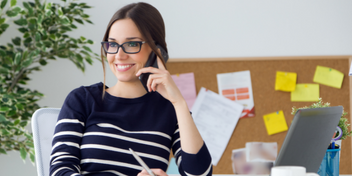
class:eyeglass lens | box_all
[103,42,142,53]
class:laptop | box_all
[274,106,343,173]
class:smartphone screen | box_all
[139,45,169,91]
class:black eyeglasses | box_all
[101,41,146,54]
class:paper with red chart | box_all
[217,70,255,118]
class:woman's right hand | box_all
[137,168,168,176]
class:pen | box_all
[129,148,156,176]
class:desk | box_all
[169,174,352,176]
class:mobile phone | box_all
[139,44,169,91]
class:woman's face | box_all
[106,18,152,83]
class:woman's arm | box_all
[136,57,203,154]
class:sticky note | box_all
[263,110,288,135]
[275,71,297,92]
[313,65,344,89]
[291,84,319,102]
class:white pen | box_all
[129,148,156,176]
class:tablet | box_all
[274,106,343,172]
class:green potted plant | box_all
[291,98,352,141]
[0,0,99,163]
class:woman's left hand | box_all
[136,56,184,105]
[137,168,168,176]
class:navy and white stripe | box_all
[50,83,212,176]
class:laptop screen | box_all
[274,106,342,172]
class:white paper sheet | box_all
[191,87,243,166]
[217,70,255,118]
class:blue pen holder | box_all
[317,148,340,176]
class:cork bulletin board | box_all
[166,56,352,174]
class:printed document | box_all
[191,87,243,166]
[217,70,255,118]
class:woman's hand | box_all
[137,169,168,176]
[136,56,184,106]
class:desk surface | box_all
[169,174,352,176]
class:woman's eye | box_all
[128,42,138,47]
[109,43,117,47]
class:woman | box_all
[50,2,212,176]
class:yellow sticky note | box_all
[263,110,288,135]
[275,71,297,92]
[313,65,344,89]
[291,84,319,102]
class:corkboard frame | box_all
[166,55,352,174]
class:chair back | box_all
[32,108,60,176]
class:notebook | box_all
[274,106,343,172]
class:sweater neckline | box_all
[99,82,154,103]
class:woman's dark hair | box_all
[101,2,167,96]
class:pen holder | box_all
[317,148,340,176]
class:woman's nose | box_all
[115,47,127,60]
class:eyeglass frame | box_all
[101,41,146,54]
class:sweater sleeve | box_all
[49,88,88,176]
[172,124,213,176]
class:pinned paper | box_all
[263,110,288,135]
[291,84,319,102]
[313,65,344,89]
[275,71,297,92]
[171,73,197,109]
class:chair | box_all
[32,108,179,176]
[32,108,61,176]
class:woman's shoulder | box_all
[67,82,104,99]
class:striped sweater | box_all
[50,83,212,176]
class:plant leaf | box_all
[0,23,9,30]
[0,114,7,122]
[14,52,21,65]
[14,18,27,26]
[30,152,35,163]
[10,0,16,7]
[22,58,33,67]
[12,37,21,46]
[39,59,47,66]
[0,18,5,25]
[82,46,92,52]
[0,106,10,112]
[1,0,8,9]
[0,148,7,154]
[27,17,37,24]
[35,32,41,41]
[20,147,27,161]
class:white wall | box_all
[1,0,352,175]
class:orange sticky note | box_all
[263,110,288,135]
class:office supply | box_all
[291,84,319,102]
[275,106,343,172]
[263,110,288,135]
[191,87,243,166]
[217,70,255,118]
[318,148,341,176]
[313,65,344,89]
[129,148,156,176]
[166,56,351,174]
[275,71,297,92]
[171,72,197,109]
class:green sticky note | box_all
[291,84,319,102]
[263,110,288,135]
[313,65,344,89]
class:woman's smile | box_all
[116,64,136,72]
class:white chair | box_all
[32,108,61,176]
